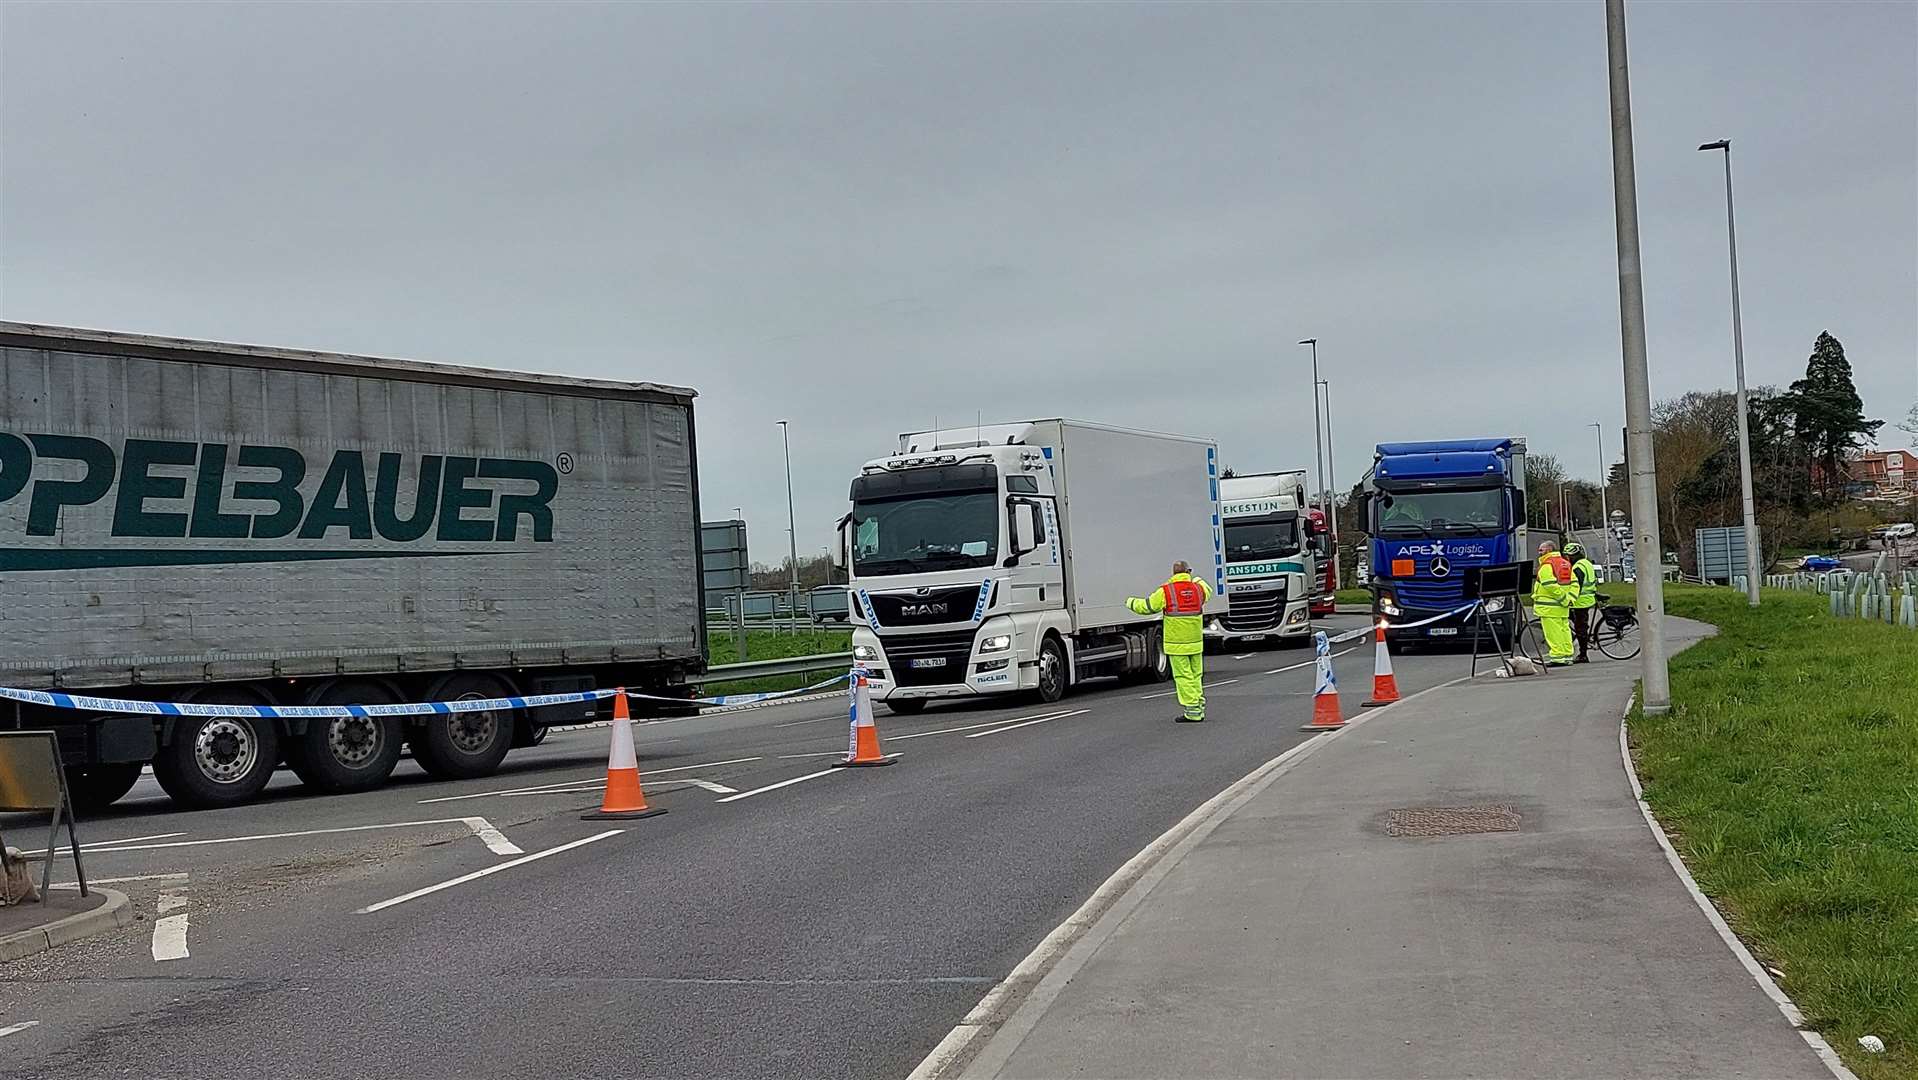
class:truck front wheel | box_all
[64,763,143,813]
[411,673,516,780]
[1035,638,1068,704]
[287,680,405,793]
[153,690,281,809]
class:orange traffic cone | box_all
[1300,631,1348,732]
[1362,620,1400,708]
[581,691,667,820]
[835,667,896,768]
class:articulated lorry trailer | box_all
[0,323,706,810]
[1360,438,1529,646]
[1207,471,1315,646]
[838,420,1225,713]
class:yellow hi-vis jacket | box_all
[1126,573,1212,655]
[1571,557,1599,609]
[1532,553,1575,613]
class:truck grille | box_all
[1396,579,1467,609]
[865,585,984,628]
[880,629,977,686]
[1222,589,1285,631]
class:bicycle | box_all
[1590,592,1640,660]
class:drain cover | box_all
[1386,804,1521,837]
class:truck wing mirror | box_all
[1510,489,1526,528]
[831,514,851,571]
[1355,491,1372,528]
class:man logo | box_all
[900,603,948,618]
[1429,555,1451,578]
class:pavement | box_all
[0,888,132,963]
[949,615,1846,1080]
[2,613,1482,1079]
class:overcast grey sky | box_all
[4,1,1914,562]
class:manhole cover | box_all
[1386,804,1521,837]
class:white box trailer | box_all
[843,419,1223,710]
[0,323,705,810]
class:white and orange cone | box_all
[836,667,896,768]
[581,690,667,820]
[1362,620,1400,708]
[1300,631,1348,732]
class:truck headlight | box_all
[1286,607,1308,625]
[979,634,1013,654]
[1483,596,1510,613]
[853,644,879,661]
[1379,594,1403,616]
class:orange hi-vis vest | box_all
[1161,578,1207,615]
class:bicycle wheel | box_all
[1595,617,1641,660]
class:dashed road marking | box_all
[416,757,762,804]
[357,831,624,915]
[891,711,1076,741]
[964,709,1090,739]
[715,766,846,803]
[22,832,184,857]
[1262,647,1356,676]
[1233,653,1255,660]
[82,818,515,856]
[152,883,189,962]
[0,1021,39,1040]
[464,818,521,856]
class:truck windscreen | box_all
[1224,519,1300,561]
[1372,489,1504,537]
[851,492,1000,575]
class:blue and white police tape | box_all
[0,670,853,720]
[1327,601,1484,644]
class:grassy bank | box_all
[701,626,852,697]
[1629,585,1915,1078]
[1334,588,1371,606]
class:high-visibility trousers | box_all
[1539,610,1575,663]
[1170,653,1205,719]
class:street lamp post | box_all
[1607,0,1671,713]
[1698,138,1762,606]
[1590,423,1614,573]
[1318,378,1341,581]
[777,420,801,623]
[1298,339,1327,541]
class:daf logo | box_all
[900,602,949,617]
[1429,555,1452,578]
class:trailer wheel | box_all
[152,688,281,809]
[286,680,405,793]
[411,673,516,780]
[64,763,143,813]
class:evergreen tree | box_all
[1786,331,1882,499]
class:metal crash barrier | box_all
[0,730,88,902]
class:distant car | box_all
[1886,523,1917,541]
[1799,555,1842,571]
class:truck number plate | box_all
[1427,627,1459,636]
[1241,635,1267,643]
[911,657,948,668]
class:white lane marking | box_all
[715,766,845,803]
[1262,646,1356,676]
[680,779,737,795]
[462,817,521,856]
[84,818,512,855]
[0,1021,39,1040]
[1617,702,1860,1080]
[773,715,840,728]
[776,752,846,759]
[415,757,762,803]
[51,872,187,888]
[152,884,189,962]
[1233,653,1255,660]
[910,671,1471,1080]
[357,831,624,915]
[20,832,185,857]
[963,709,1090,739]
[521,777,736,797]
[890,711,1075,741]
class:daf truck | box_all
[0,323,706,810]
[1206,471,1314,646]
[837,420,1225,713]
[1360,438,1528,646]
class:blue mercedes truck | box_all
[1360,438,1529,646]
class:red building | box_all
[1848,449,1918,494]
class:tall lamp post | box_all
[1698,138,1762,606]
[1607,0,1671,713]
[777,420,801,621]
[1318,378,1341,580]
[1590,423,1614,573]
[1298,339,1327,537]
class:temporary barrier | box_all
[0,731,87,900]
[1301,632,1347,732]
[581,692,665,821]
[836,668,894,768]
[1362,621,1400,708]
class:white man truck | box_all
[1207,471,1315,647]
[838,420,1225,714]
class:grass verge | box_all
[702,627,852,697]
[1334,588,1372,607]
[1629,584,1915,1079]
